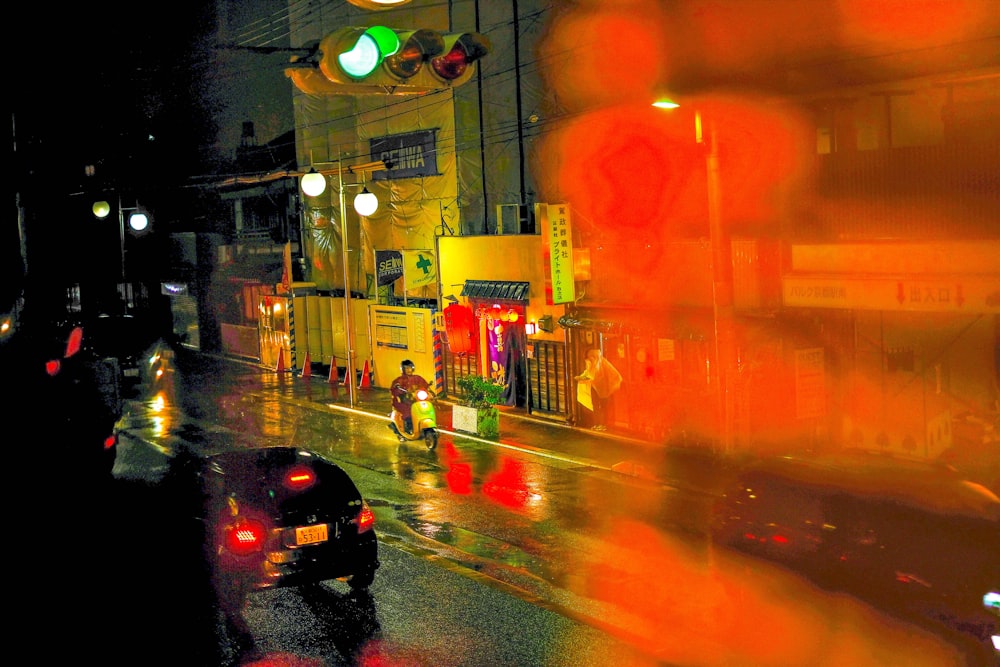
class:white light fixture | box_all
[128,212,149,232]
[301,168,327,197]
[346,0,412,9]
[353,186,378,216]
[92,200,111,218]
[91,195,148,282]
[652,98,680,109]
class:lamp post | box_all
[300,154,380,407]
[92,195,149,290]
[653,98,733,452]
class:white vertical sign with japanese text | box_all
[544,203,575,304]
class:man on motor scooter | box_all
[390,359,432,436]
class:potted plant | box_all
[453,374,505,437]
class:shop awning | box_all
[461,280,530,302]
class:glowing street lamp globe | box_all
[354,187,378,216]
[128,212,149,232]
[301,169,327,197]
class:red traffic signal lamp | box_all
[430,32,491,84]
[286,25,491,95]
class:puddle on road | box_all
[370,499,560,593]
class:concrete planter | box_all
[452,404,500,438]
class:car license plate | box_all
[124,368,140,377]
[295,524,328,546]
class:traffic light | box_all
[286,26,491,95]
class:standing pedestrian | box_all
[574,348,623,430]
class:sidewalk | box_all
[254,357,738,495]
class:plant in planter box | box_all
[454,375,505,437]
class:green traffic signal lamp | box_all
[297,25,491,95]
[334,25,400,79]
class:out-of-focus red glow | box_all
[689,95,816,226]
[441,442,473,494]
[667,0,995,83]
[45,359,60,376]
[836,0,990,47]
[535,3,670,111]
[575,518,967,664]
[676,0,842,72]
[482,458,532,508]
[446,463,472,494]
[65,326,83,358]
[534,94,813,248]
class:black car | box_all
[197,446,380,607]
[711,450,1000,661]
[83,313,164,396]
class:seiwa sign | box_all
[376,249,437,290]
[371,130,439,180]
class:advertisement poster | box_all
[402,249,437,290]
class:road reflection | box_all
[120,357,980,665]
[578,519,966,666]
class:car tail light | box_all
[224,518,267,555]
[354,500,375,534]
[103,433,118,451]
[283,465,317,492]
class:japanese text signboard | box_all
[543,203,575,304]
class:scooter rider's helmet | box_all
[400,359,415,373]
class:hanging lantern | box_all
[444,303,476,354]
[506,309,519,323]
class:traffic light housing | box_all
[286,26,491,95]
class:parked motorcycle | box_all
[389,388,439,450]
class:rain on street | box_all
[103,351,975,666]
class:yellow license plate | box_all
[295,524,329,546]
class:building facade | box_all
[228,0,997,488]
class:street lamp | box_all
[300,154,380,406]
[653,97,732,451]
[92,195,150,283]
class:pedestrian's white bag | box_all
[577,379,593,411]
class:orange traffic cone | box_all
[328,356,340,384]
[358,359,372,388]
[275,348,285,373]
[300,352,311,379]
